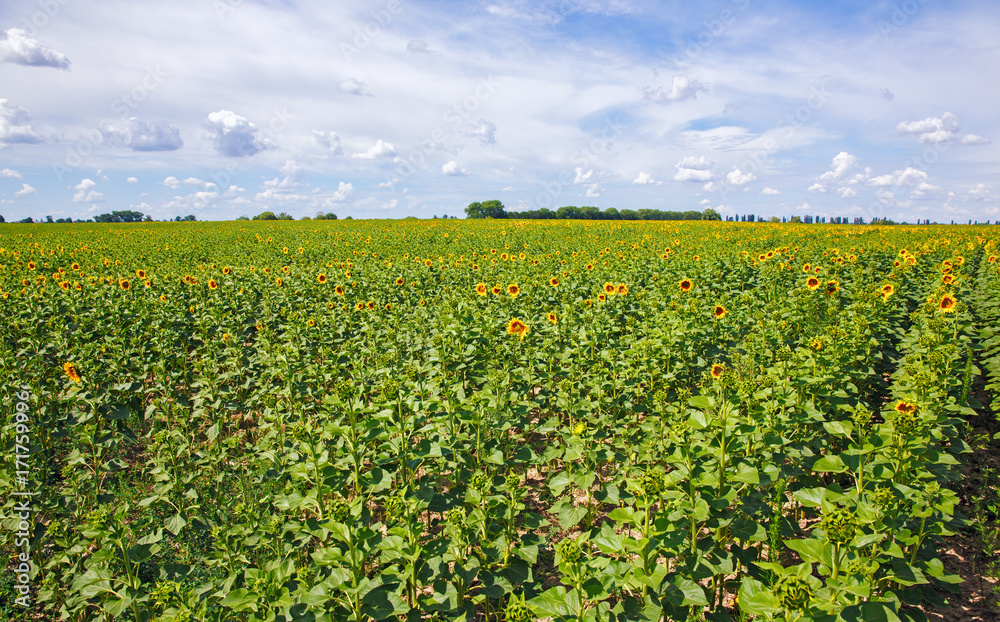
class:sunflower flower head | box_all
[63,362,82,383]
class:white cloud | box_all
[761,187,781,195]
[674,155,714,182]
[501,185,515,191]
[896,112,960,143]
[378,177,399,189]
[725,168,757,185]
[643,76,706,103]
[184,177,217,190]
[0,28,70,69]
[351,139,396,159]
[961,134,991,145]
[817,152,858,183]
[836,187,857,198]
[162,176,182,190]
[678,126,753,151]
[329,181,354,202]
[72,179,104,203]
[632,171,659,185]
[339,78,372,96]
[0,99,43,146]
[312,130,343,155]
[968,183,991,201]
[573,167,593,184]
[256,160,309,202]
[442,160,469,176]
[101,118,183,151]
[465,119,497,146]
[0,168,21,179]
[14,183,36,197]
[205,110,271,157]
[127,176,138,183]
[585,183,603,197]
[808,183,826,193]
[868,167,928,187]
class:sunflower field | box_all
[1,219,999,622]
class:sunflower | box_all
[617,284,628,296]
[119,279,130,290]
[355,302,365,311]
[367,301,375,311]
[159,294,167,302]
[584,298,592,307]
[307,319,316,327]
[27,261,36,270]
[395,277,404,286]
[507,283,520,297]
[144,280,152,288]
[802,263,812,273]
[58,281,69,290]
[710,363,724,379]
[679,278,693,292]
[222,266,232,275]
[384,303,392,311]
[333,285,344,296]
[63,362,82,383]
[712,304,727,319]
[71,262,80,270]
[597,293,607,302]
[506,318,529,338]
[491,285,502,295]
[806,277,820,290]
[275,277,283,286]
[825,280,839,295]
[894,400,917,416]
[208,280,218,290]
[550,277,559,287]
[809,338,824,351]
[989,255,998,264]
[476,283,488,296]
[938,293,957,313]
[585,263,594,271]
[603,282,616,295]
[547,312,557,324]
[317,273,328,284]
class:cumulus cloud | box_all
[0,168,21,178]
[312,130,343,155]
[573,167,593,184]
[0,99,43,147]
[256,160,308,202]
[968,183,991,201]
[896,112,959,143]
[127,177,138,183]
[162,176,182,190]
[811,152,869,194]
[632,171,659,185]
[643,76,706,103]
[14,183,36,197]
[184,177,217,190]
[868,166,928,187]
[725,168,757,185]
[327,181,354,203]
[817,152,858,183]
[442,160,469,176]
[761,187,781,195]
[674,155,714,182]
[961,134,991,145]
[205,110,271,157]
[465,119,497,146]
[351,139,395,159]
[585,183,603,197]
[339,78,372,96]
[101,117,183,151]
[72,179,104,203]
[0,28,70,69]
[836,187,857,198]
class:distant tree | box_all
[323,213,338,220]
[301,216,312,220]
[18,216,34,223]
[182,214,196,222]
[55,217,73,223]
[701,208,722,221]
[236,215,250,221]
[789,216,802,223]
[254,211,278,221]
[276,212,294,220]
[344,216,353,220]
[0,214,5,223]
[144,215,153,222]
[465,200,506,219]
[769,216,781,223]
[45,215,54,223]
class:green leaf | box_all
[813,454,847,473]
[362,587,408,620]
[557,503,587,530]
[165,513,186,536]
[784,538,831,565]
[737,578,779,617]
[220,588,259,612]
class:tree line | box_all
[465,200,721,221]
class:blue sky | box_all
[0,0,997,222]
